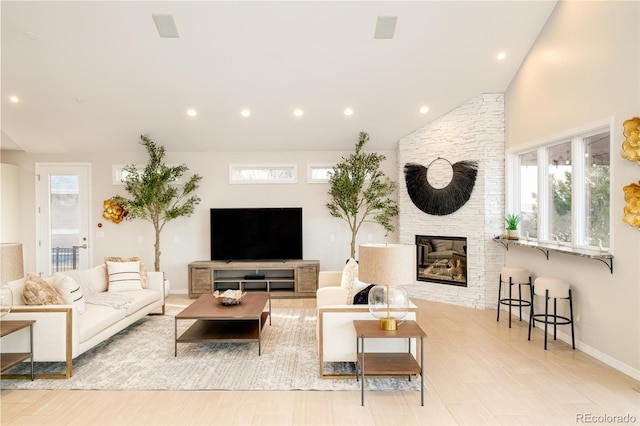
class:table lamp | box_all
[1,242,24,316]
[358,243,416,330]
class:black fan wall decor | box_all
[404,158,478,215]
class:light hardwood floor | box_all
[1,295,639,425]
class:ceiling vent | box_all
[374,16,397,39]
[152,14,179,38]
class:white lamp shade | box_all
[358,243,416,285]
[0,243,24,282]
[0,242,22,317]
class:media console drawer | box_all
[296,264,319,293]
[189,267,213,296]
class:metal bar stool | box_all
[497,267,532,328]
[528,276,575,350]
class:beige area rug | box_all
[1,307,423,391]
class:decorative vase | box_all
[368,285,409,330]
[0,284,13,317]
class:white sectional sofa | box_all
[3,264,164,379]
[316,269,417,378]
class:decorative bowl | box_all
[213,289,246,306]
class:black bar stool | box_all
[497,267,532,328]
[528,276,575,350]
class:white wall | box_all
[0,148,397,292]
[505,1,640,378]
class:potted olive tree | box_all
[326,132,399,259]
[112,135,202,272]
[505,213,522,240]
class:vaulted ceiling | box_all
[1,1,557,154]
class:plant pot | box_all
[506,229,519,240]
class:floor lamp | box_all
[358,243,416,330]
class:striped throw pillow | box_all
[106,261,143,292]
[104,256,149,288]
[53,273,86,314]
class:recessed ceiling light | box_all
[419,106,429,114]
[187,109,197,117]
[497,51,507,61]
[241,109,251,117]
[344,108,354,116]
[9,96,19,103]
[293,108,304,117]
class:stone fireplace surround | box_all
[398,94,506,309]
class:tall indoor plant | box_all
[326,132,399,259]
[112,135,202,271]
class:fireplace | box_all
[415,235,467,287]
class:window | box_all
[307,164,334,183]
[112,165,141,184]
[112,164,182,185]
[548,141,573,243]
[518,151,538,239]
[229,164,297,184]
[508,121,611,250]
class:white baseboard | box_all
[497,306,640,381]
[530,323,640,381]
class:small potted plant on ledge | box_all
[505,213,521,240]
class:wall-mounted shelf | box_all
[493,237,613,274]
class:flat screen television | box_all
[210,207,303,261]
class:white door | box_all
[36,163,91,275]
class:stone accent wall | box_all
[398,94,505,309]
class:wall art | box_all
[623,181,640,231]
[404,158,478,216]
[102,199,127,224]
[621,117,640,165]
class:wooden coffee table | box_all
[174,292,271,356]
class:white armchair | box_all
[316,270,417,378]
[316,270,349,306]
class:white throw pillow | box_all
[88,264,108,293]
[104,256,149,288]
[340,258,358,304]
[106,261,143,292]
[53,273,86,314]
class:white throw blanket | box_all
[62,269,133,309]
[86,293,133,310]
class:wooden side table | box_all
[1,320,35,380]
[354,320,426,406]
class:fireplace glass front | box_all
[415,235,467,287]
